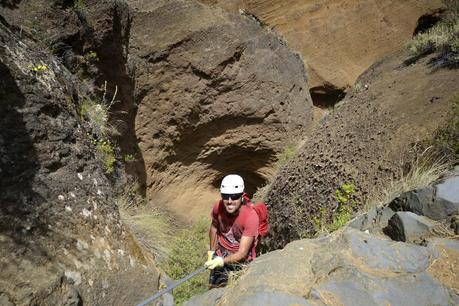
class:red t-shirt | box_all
[211,200,259,261]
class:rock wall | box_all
[128,0,313,222]
[199,0,445,104]
[264,47,459,250]
[0,3,159,305]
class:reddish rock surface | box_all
[199,0,445,93]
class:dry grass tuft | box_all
[365,148,451,211]
[226,263,249,288]
[120,208,174,263]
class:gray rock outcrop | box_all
[188,175,459,305]
[384,211,437,243]
[187,228,459,305]
[390,176,459,220]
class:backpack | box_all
[243,194,269,237]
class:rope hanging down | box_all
[136,266,207,306]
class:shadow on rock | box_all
[0,0,21,9]
[0,61,49,254]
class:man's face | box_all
[221,193,243,214]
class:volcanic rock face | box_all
[128,0,313,222]
[264,48,459,250]
[0,8,158,306]
[199,0,445,101]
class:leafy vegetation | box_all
[329,183,358,231]
[79,82,120,174]
[80,98,112,137]
[96,139,116,174]
[84,50,99,62]
[162,219,209,305]
[407,0,459,63]
[73,0,85,10]
[30,64,48,73]
[123,154,136,162]
[312,183,358,235]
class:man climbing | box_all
[204,174,259,287]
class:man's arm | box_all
[209,223,218,251]
[223,235,254,264]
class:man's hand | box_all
[207,250,215,262]
[204,256,224,270]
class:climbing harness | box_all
[135,266,207,306]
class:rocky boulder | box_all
[390,175,459,220]
[384,212,437,243]
[187,228,459,305]
[127,0,313,222]
[188,175,459,305]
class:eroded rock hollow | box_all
[128,0,313,221]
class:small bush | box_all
[96,139,116,174]
[79,81,118,138]
[80,99,111,137]
[329,183,358,232]
[120,209,174,263]
[162,219,209,305]
[84,50,98,62]
[352,81,367,95]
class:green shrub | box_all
[162,219,209,305]
[74,0,84,10]
[80,99,111,137]
[328,183,357,232]
[96,139,116,174]
[79,82,118,138]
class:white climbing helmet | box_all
[220,174,245,194]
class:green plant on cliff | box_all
[96,139,116,174]
[407,0,459,63]
[162,219,209,305]
[84,50,98,62]
[328,183,358,232]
